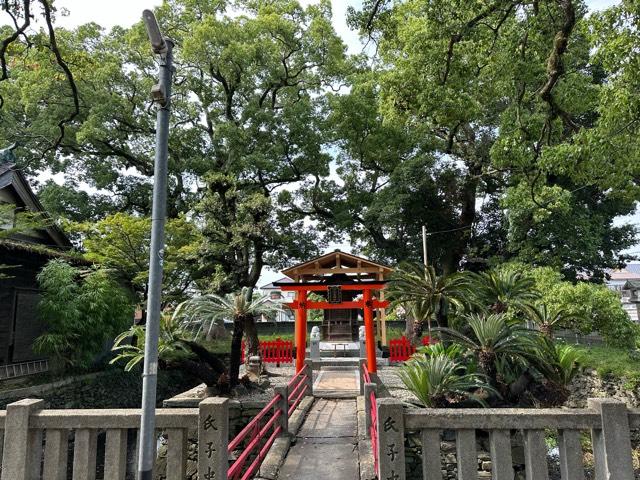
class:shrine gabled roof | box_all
[281,249,393,278]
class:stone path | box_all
[275,398,360,480]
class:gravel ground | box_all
[167,363,304,405]
[376,365,421,405]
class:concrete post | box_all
[359,338,366,358]
[376,398,405,480]
[310,338,320,359]
[304,359,314,397]
[588,398,634,480]
[1,398,44,480]
[274,386,289,435]
[198,397,229,480]
[358,358,367,395]
[363,382,377,436]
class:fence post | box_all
[376,398,405,480]
[1,398,44,480]
[304,359,314,396]
[364,382,377,436]
[588,398,634,480]
[199,397,229,480]
[274,386,289,435]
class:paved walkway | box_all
[313,366,360,398]
[275,398,359,480]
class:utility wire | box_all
[425,224,474,236]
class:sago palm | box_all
[468,270,539,314]
[524,303,580,338]
[387,263,469,334]
[398,354,496,407]
[111,315,229,391]
[437,313,542,384]
[173,287,279,386]
[533,339,583,386]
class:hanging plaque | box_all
[327,285,342,304]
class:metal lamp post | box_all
[138,9,174,480]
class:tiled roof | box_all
[625,263,640,274]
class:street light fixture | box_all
[137,9,174,480]
[142,9,167,54]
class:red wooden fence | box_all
[241,338,294,365]
[388,335,432,362]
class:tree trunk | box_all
[229,318,245,388]
[435,297,449,329]
[244,315,260,363]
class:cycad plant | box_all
[398,354,496,407]
[172,288,280,386]
[533,339,583,386]
[387,263,469,339]
[468,270,539,314]
[436,313,542,384]
[524,303,580,338]
[111,314,229,392]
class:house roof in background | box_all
[624,263,640,274]
[608,263,640,282]
[623,280,640,290]
[260,277,292,289]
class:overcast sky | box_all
[51,0,620,53]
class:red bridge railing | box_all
[388,335,432,362]
[227,362,311,480]
[241,338,294,365]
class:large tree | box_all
[1,0,348,293]
[288,0,639,278]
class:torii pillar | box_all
[295,290,308,372]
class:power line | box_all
[425,224,474,236]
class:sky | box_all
[15,0,638,283]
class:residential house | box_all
[260,277,295,322]
[606,264,640,323]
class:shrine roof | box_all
[281,249,393,279]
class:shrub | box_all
[35,259,134,370]
[398,354,496,408]
[500,263,639,348]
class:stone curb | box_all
[356,395,376,480]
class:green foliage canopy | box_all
[73,213,201,304]
[35,259,135,370]
[501,263,640,347]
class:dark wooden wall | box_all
[0,247,48,364]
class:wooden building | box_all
[0,159,73,373]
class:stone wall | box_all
[566,369,640,408]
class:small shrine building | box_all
[275,250,392,373]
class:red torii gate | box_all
[275,280,389,373]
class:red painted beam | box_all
[278,283,387,292]
[286,300,389,310]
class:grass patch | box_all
[575,345,640,389]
